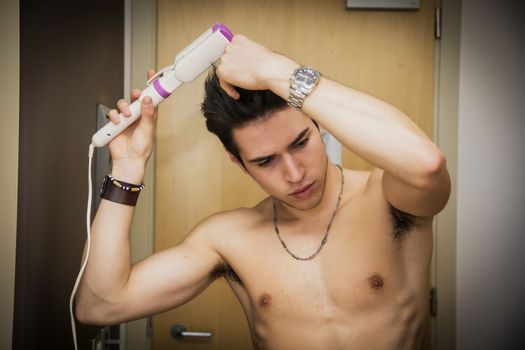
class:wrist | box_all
[100,175,144,206]
[262,53,299,98]
[111,159,147,184]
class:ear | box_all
[227,152,248,174]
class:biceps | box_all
[119,242,221,321]
[382,168,451,217]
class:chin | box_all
[283,192,324,211]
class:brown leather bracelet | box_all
[100,175,142,206]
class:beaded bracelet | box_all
[100,175,145,206]
[107,175,145,192]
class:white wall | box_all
[457,0,525,348]
[0,0,19,349]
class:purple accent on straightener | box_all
[153,79,171,99]
[212,22,233,42]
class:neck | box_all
[276,162,343,221]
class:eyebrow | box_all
[247,127,310,164]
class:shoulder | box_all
[359,168,433,227]
[200,199,271,229]
[338,167,373,203]
[344,168,371,189]
[339,167,400,214]
[181,199,273,269]
[338,168,430,240]
[350,167,399,206]
[185,198,272,247]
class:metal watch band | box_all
[288,89,307,110]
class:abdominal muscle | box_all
[250,306,427,350]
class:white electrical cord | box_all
[69,143,95,350]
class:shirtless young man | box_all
[76,35,451,349]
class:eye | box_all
[292,137,309,150]
[257,158,274,168]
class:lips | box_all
[290,182,315,199]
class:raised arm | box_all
[75,71,222,325]
[216,35,450,217]
[77,212,223,325]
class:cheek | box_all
[301,137,326,165]
[248,168,283,193]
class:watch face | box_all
[289,66,320,109]
[295,67,320,89]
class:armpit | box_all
[389,204,417,240]
[210,263,243,284]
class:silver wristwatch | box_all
[288,66,321,110]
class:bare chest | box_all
[224,212,433,322]
[220,215,431,349]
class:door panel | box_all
[15,1,124,349]
[155,0,435,349]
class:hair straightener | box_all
[91,22,232,147]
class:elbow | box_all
[75,298,121,326]
[75,300,104,326]
[75,300,95,325]
[414,144,448,190]
[75,306,93,325]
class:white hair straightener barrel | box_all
[71,23,232,350]
[91,22,233,147]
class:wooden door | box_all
[155,0,436,349]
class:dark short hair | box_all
[201,68,287,164]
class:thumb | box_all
[137,96,157,136]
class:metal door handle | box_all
[171,323,213,339]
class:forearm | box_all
[305,78,442,185]
[76,162,145,319]
[265,56,443,188]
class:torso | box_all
[209,168,433,350]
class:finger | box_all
[142,96,157,120]
[220,81,240,100]
[147,68,156,80]
[117,99,131,117]
[131,89,141,102]
[138,96,157,135]
[108,109,121,124]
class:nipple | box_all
[368,274,385,290]
[259,293,272,308]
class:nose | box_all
[282,153,305,183]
